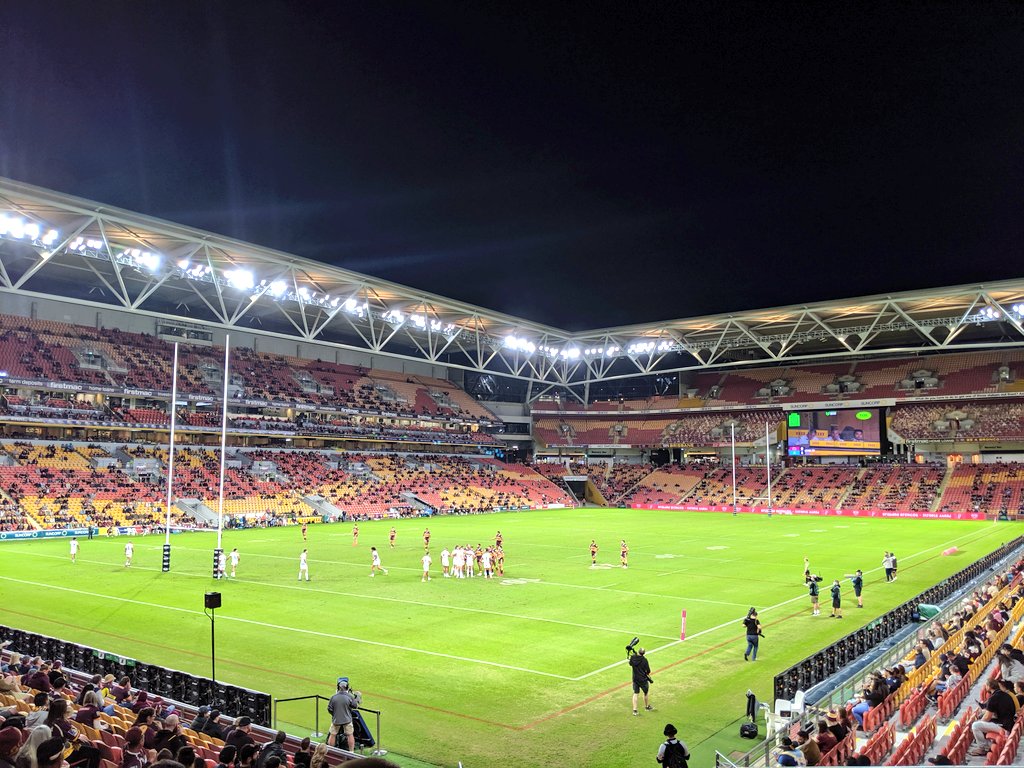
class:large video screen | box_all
[786,408,882,456]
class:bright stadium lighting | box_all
[134,251,161,273]
[8,218,25,238]
[410,314,426,329]
[24,223,40,240]
[42,229,59,246]
[298,286,311,300]
[178,258,191,269]
[225,268,255,291]
[344,298,357,311]
[268,280,288,298]
[330,296,341,308]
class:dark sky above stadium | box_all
[1,4,1022,331]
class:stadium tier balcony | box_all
[590,463,655,502]
[770,465,861,508]
[621,464,707,506]
[937,463,1024,519]
[842,463,945,512]
[891,401,1024,441]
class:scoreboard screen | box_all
[786,408,882,456]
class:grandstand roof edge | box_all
[0,176,568,339]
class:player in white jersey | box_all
[463,546,473,578]
[440,547,450,577]
[69,537,78,563]
[370,546,388,577]
[217,551,227,579]
[298,549,310,581]
[421,551,432,582]
[124,540,134,568]
[230,548,240,577]
[452,547,464,578]
[481,548,493,579]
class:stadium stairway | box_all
[174,498,219,525]
[301,494,344,519]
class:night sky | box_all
[2,4,1022,331]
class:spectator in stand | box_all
[970,680,1016,755]
[214,746,236,768]
[45,700,100,768]
[795,730,820,766]
[14,726,51,768]
[236,745,258,768]
[152,715,186,756]
[851,672,889,728]
[111,677,132,704]
[33,739,65,768]
[291,739,311,768]
[131,709,158,751]
[121,727,149,768]
[73,692,105,730]
[24,665,52,693]
[202,711,225,740]
[223,718,255,753]
[188,707,210,734]
[997,644,1024,684]
[0,727,23,768]
[255,733,287,768]
[25,695,49,729]
[309,744,328,768]
[814,719,837,755]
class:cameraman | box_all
[743,609,762,661]
[629,647,653,716]
[327,677,362,752]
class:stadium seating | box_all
[842,464,944,512]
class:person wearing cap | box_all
[0,726,23,768]
[189,707,211,733]
[327,678,361,751]
[224,718,255,753]
[656,723,689,767]
[255,731,287,768]
[775,737,806,766]
[201,710,225,740]
[33,738,66,768]
[628,648,653,716]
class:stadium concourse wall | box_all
[0,525,210,541]
[630,503,990,521]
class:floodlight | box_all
[344,298,357,311]
[298,286,311,300]
[225,268,255,291]
[330,296,340,308]
[0,215,8,235]
[136,251,161,273]
[178,258,191,269]
[24,223,41,241]
[268,280,287,298]
[8,218,25,238]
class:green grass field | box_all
[0,509,1015,767]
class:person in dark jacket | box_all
[202,711,226,740]
[255,733,287,768]
[223,718,255,753]
[189,707,211,734]
[291,739,311,768]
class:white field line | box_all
[570,527,1000,681]
[19,551,680,641]
[0,574,574,680]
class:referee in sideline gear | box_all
[629,647,654,716]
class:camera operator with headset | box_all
[626,638,654,716]
[327,676,362,752]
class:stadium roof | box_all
[2,176,1023,397]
